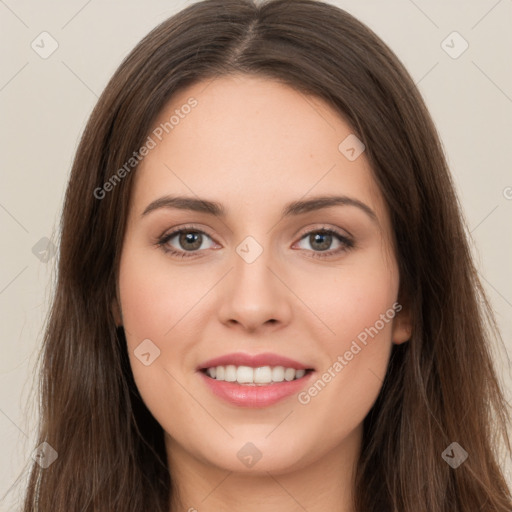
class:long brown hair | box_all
[15,0,511,510]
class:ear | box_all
[111,296,123,327]
[391,302,412,345]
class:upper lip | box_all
[198,352,314,371]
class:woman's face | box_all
[116,74,411,475]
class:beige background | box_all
[0,0,511,508]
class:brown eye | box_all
[158,228,216,257]
[294,228,354,259]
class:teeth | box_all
[225,365,237,382]
[254,366,272,383]
[271,366,285,382]
[204,365,309,385]
[284,368,296,381]
[236,365,253,383]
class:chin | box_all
[196,435,315,475]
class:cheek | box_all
[117,247,206,426]
[117,244,224,381]
[301,249,399,345]
[294,251,398,427]
[118,247,206,340]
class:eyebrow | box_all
[141,194,378,223]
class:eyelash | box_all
[155,224,355,260]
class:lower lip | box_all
[198,370,315,408]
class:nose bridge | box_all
[232,234,280,304]
[217,233,292,330]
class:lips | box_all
[197,352,316,408]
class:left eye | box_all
[295,230,347,252]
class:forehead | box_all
[131,74,386,222]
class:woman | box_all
[20,0,511,510]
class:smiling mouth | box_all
[200,365,315,386]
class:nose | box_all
[217,244,293,333]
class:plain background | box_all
[0,0,511,508]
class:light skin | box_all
[114,74,412,512]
